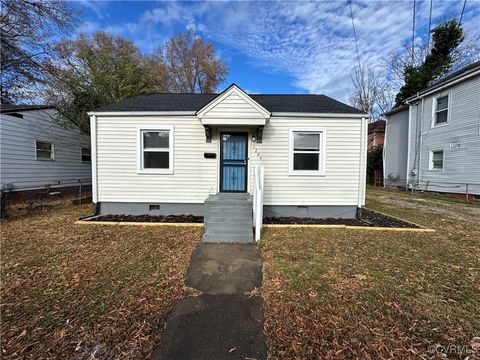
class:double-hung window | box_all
[434,95,449,126]
[81,147,91,162]
[137,126,174,174]
[289,128,326,175]
[36,141,54,160]
[429,150,444,170]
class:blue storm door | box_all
[220,132,248,192]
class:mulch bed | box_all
[263,209,418,228]
[90,214,204,223]
[86,209,417,228]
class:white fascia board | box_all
[200,117,267,126]
[87,111,196,116]
[90,115,98,204]
[272,112,368,119]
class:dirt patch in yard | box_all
[90,214,204,223]
[264,209,418,228]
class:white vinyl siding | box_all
[250,117,364,206]
[201,91,266,119]
[95,116,365,206]
[0,109,92,187]
[96,116,217,203]
[407,74,480,195]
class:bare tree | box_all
[0,0,78,103]
[156,29,228,93]
[348,63,391,121]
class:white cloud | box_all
[80,0,480,100]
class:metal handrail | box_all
[253,166,264,241]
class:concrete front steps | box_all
[203,193,253,243]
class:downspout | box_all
[90,114,99,215]
[382,120,387,188]
[405,101,412,189]
[356,116,367,219]
[418,97,425,187]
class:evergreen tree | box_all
[395,19,464,105]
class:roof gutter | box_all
[87,111,369,118]
[87,111,196,116]
[271,112,368,118]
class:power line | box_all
[349,0,361,70]
[459,0,467,25]
[412,0,416,64]
[427,0,433,50]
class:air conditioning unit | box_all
[387,173,400,182]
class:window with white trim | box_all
[36,141,54,160]
[429,150,444,170]
[138,126,173,174]
[434,95,449,125]
[289,128,325,175]
[81,147,91,162]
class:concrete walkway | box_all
[185,243,262,294]
[151,243,266,360]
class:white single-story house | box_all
[88,84,368,220]
[0,105,92,190]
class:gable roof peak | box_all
[196,83,271,118]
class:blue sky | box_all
[74,0,480,101]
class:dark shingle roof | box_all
[93,92,365,114]
[0,104,54,114]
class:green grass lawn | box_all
[260,187,480,359]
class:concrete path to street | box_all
[151,243,266,360]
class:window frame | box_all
[137,125,174,174]
[81,147,91,163]
[35,140,54,161]
[288,127,326,176]
[432,93,451,127]
[429,149,444,171]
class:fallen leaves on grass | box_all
[260,188,480,359]
[1,205,201,359]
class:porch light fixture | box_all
[256,125,264,143]
[251,134,256,142]
[203,125,212,143]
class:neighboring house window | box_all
[36,141,54,160]
[137,126,174,174]
[429,150,444,170]
[434,95,449,125]
[288,128,326,175]
[81,147,91,162]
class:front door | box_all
[220,132,248,192]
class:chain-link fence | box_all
[1,179,92,218]
[382,178,480,202]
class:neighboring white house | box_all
[384,61,480,196]
[0,105,92,189]
[88,84,368,218]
